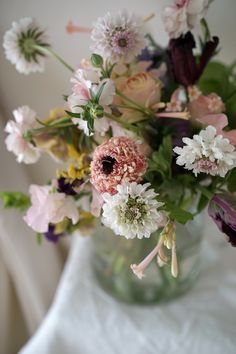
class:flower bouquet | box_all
[1,0,236,303]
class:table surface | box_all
[19,216,236,354]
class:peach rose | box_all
[122,72,162,108]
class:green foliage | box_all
[147,135,173,179]
[164,203,194,224]
[198,60,236,128]
[0,192,30,212]
[91,53,103,68]
[227,168,236,192]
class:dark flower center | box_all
[118,38,127,47]
[102,156,116,174]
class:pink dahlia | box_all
[90,136,147,194]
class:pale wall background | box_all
[0,0,236,187]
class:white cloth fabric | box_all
[19,217,236,354]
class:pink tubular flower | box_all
[90,136,147,194]
[24,185,79,233]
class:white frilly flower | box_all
[173,125,236,177]
[5,106,41,164]
[162,0,210,39]
[91,11,146,63]
[24,185,79,233]
[3,17,49,74]
[102,182,165,239]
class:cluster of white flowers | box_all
[162,0,210,39]
[173,125,236,177]
[5,106,41,164]
[102,182,165,239]
[91,11,146,63]
[3,17,49,74]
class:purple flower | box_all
[168,32,219,87]
[44,224,63,243]
[208,193,236,247]
[57,177,77,196]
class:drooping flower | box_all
[173,125,236,177]
[24,185,79,233]
[168,31,219,87]
[208,193,236,247]
[68,68,115,136]
[5,106,41,164]
[163,0,210,39]
[131,221,178,279]
[91,11,146,63]
[102,182,165,239]
[3,17,49,74]
[90,136,147,194]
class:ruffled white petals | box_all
[5,106,41,164]
[102,182,165,239]
[173,125,236,177]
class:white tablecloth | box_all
[19,216,236,354]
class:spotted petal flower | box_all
[3,17,50,74]
[102,182,165,239]
[5,106,41,164]
[91,11,146,63]
[90,136,147,194]
[173,125,236,177]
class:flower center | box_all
[195,159,218,173]
[118,37,127,47]
[17,27,49,62]
[120,197,147,224]
[102,156,116,174]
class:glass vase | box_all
[91,214,203,304]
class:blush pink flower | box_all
[90,136,147,194]
[24,185,79,233]
[189,92,225,120]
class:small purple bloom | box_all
[208,193,236,247]
[168,32,219,87]
[57,177,77,196]
[44,224,63,243]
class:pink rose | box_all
[189,93,225,120]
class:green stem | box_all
[34,45,74,73]
[104,112,139,133]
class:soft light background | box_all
[0,0,236,186]
[0,1,236,353]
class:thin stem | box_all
[104,112,139,133]
[116,89,153,116]
[34,45,74,73]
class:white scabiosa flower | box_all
[102,182,165,239]
[173,125,236,177]
[3,17,49,74]
[5,106,41,164]
[91,11,146,63]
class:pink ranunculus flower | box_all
[189,92,225,120]
[5,106,41,164]
[163,0,210,39]
[24,185,79,233]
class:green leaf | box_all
[227,168,236,192]
[65,110,81,118]
[197,194,209,213]
[91,53,103,68]
[0,192,30,212]
[165,204,194,224]
[147,135,173,179]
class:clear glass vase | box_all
[91,214,203,304]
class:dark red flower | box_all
[168,32,219,87]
